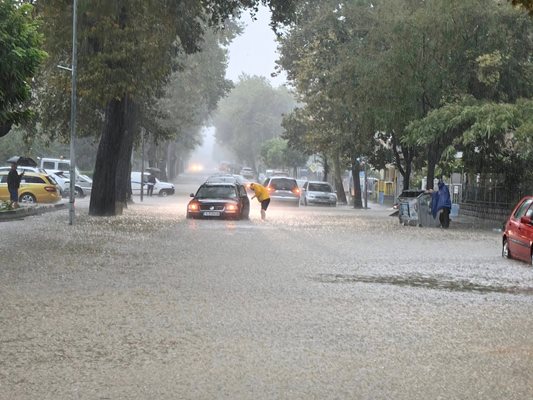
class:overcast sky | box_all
[225,6,287,87]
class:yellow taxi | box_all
[0,170,61,204]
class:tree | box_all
[36,0,297,216]
[0,0,46,138]
[213,75,296,171]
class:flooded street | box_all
[2,174,533,399]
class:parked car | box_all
[131,172,175,196]
[187,181,250,219]
[300,181,337,206]
[262,176,300,206]
[56,171,93,198]
[502,196,533,265]
[0,170,61,204]
[39,157,81,176]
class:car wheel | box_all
[19,193,36,204]
[160,190,168,197]
[74,187,84,198]
[502,238,511,259]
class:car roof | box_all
[0,170,51,178]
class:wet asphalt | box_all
[1,173,532,399]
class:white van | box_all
[131,172,175,196]
[39,157,81,176]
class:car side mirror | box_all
[520,216,532,225]
[189,193,194,197]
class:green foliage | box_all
[0,200,14,212]
[0,0,46,137]
[278,0,533,190]
[260,137,308,169]
[213,75,296,168]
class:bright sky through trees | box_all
[226,5,287,87]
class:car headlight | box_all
[188,202,199,211]
[226,204,238,212]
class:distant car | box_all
[239,167,255,179]
[206,174,239,183]
[0,170,61,204]
[502,196,533,265]
[207,174,251,188]
[131,172,175,196]
[300,181,337,206]
[262,176,300,206]
[187,181,250,219]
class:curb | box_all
[0,202,67,222]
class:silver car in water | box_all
[300,181,337,207]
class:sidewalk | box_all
[0,202,67,222]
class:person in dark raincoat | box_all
[431,180,452,228]
[7,163,24,208]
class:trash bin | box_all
[399,192,440,227]
[418,193,440,227]
[399,197,419,226]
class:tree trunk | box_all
[168,142,177,180]
[332,151,347,204]
[426,144,438,190]
[403,155,412,191]
[89,96,130,216]
[351,160,363,209]
[115,98,137,208]
[322,154,329,182]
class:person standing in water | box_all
[249,182,270,220]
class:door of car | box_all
[516,203,533,262]
[0,173,8,201]
[238,184,250,216]
[507,199,533,260]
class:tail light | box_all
[292,187,300,195]
[44,186,57,192]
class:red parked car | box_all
[502,196,533,265]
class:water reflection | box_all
[313,273,533,296]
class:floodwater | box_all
[1,174,532,399]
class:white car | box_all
[300,181,337,207]
[131,172,175,196]
[53,170,93,198]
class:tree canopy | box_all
[213,75,296,171]
[0,0,46,138]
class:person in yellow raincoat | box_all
[249,182,271,220]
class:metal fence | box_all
[462,183,533,209]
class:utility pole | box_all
[68,0,78,225]
[140,128,145,202]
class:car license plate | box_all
[203,211,220,217]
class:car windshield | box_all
[196,185,237,199]
[308,183,332,192]
[270,178,297,191]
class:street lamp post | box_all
[68,0,78,225]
